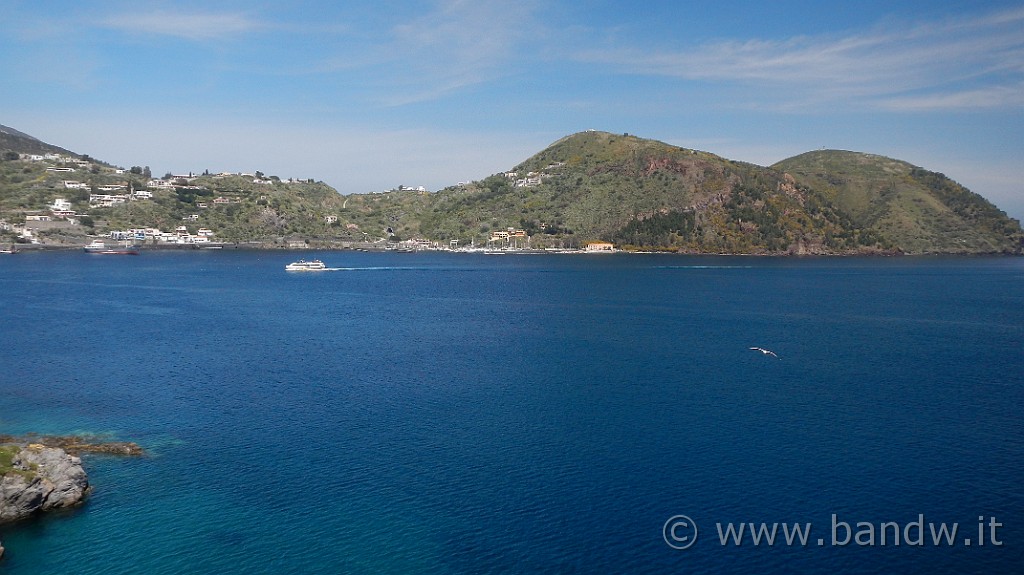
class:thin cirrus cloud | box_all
[371,0,542,106]
[881,82,1024,111]
[98,9,265,41]
[105,1,544,107]
[578,7,1024,112]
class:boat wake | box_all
[331,266,429,271]
[654,265,754,270]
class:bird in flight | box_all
[750,347,779,359]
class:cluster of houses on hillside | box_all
[504,162,565,188]
[8,193,219,245]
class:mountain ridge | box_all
[0,124,76,158]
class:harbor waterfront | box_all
[0,250,1021,574]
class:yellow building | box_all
[584,242,615,252]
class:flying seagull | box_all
[750,347,780,359]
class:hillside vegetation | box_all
[773,151,1021,253]
[412,131,890,253]
[1,126,1020,254]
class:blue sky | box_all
[3,0,1023,219]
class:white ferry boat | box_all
[285,259,327,271]
[84,239,139,255]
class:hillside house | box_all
[89,194,128,207]
[515,175,543,187]
[50,198,74,218]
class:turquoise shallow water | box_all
[0,251,1022,573]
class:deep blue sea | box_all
[0,250,1021,574]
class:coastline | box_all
[8,242,1024,255]
[3,242,1019,256]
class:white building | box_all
[51,198,73,211]
[89,194,129,207]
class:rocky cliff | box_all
[0,444,91,559]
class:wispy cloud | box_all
[881,82,1024,111]
[374,0,542,105]
[99,9,265,41]
[578,7,1024,112]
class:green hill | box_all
[412,131,891,253]
[772,150,1022,253]
[0,128,358,244]
[99,174,351,242]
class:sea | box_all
[0,250,1021,574]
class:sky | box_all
[2,0,1023,219]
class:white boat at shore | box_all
[84,239,139,255]
[285,259,327,271]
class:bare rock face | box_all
[0,445,90,523]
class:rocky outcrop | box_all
[0,437,143,560]
[0,445,90,523]
[0,434,143,456]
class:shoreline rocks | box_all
[0,434,144,457]
[0,435,143,561]
[0,445,90,523]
